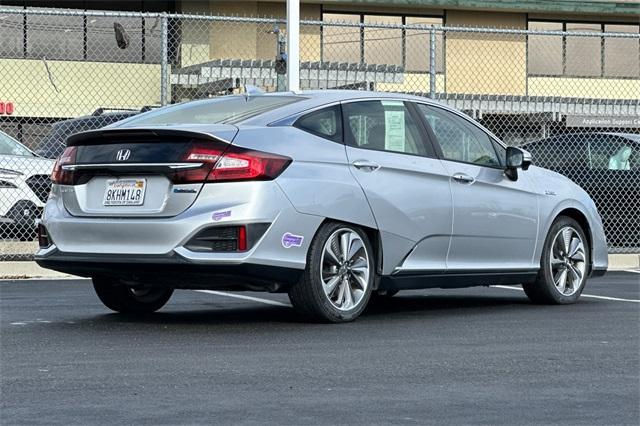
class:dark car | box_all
[35,108,153,159]
[522,132,639,250]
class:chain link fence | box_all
[1,8,638,259]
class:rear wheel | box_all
[288,223,374,323]
[92,277,173,314]
[523,217,589,304]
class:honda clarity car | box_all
[1,131,54,238]
[35,91,608,322]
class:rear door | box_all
[60,126,237,217]
[415,103,539,271]
[342,99,453,273]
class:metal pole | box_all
[160,12,169,105]
[429,26,436,99]
[286,0,300,92]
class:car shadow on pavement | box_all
[87,293,533,326]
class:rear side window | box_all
[120,95,304,126]
[587,135,638,171]
[294,105,343,143]
[342,100,428,156]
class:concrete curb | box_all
[1,255,638,280]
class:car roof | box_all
[526,132,640,147]
[238,90,451,126]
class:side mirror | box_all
[505,147,532,181]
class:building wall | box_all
[444,11,527,95]
[0,59,161,118]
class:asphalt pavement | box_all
[1,271,639,425]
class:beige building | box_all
[0,0,638,145]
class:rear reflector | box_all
[184,223,269,253]
[37,223,51,248]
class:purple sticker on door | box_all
[212,210,231,221]
[282,233,304,248]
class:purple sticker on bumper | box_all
[212,210,231,221]
[282,232,304,248]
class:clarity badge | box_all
[282,232,304,248]
[212,210,231,221]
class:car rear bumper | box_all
[35,247,302,291]
[39,180,324,271]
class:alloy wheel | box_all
[320,228,370,311]
[549,226,586,296]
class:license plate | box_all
[103,179,146,206]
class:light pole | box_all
[286,0,300,92]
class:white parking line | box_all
[194,290,291,307]
[623,269,640,274]
[492,285,640,303]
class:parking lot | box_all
[1,271,638,425]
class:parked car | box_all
[0,131,54,239]
[522,132,639,250]
[35,91,608,322]
[35,107,154,159]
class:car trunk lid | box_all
[60,125,238,218]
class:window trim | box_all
[341,99,437,159]
[413,102,506,170]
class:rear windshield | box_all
[119,95,304,127]
[0,132,33,156]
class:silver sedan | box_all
[35,90,608,322]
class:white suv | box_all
[0,131,54,239]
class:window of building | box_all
[322,12,444,72]
[0,1,176,63]
[527,21,563,76]
[322,13,361,64]
[566,23,602,77]
[604,24,640,78]
[528,20,640,78]
[405,16,444,73]
[364,15,402,67]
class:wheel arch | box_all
[554,208,593,273]
[317,218,383,285]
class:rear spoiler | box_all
[66,126,238,147]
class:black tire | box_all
[523,216,590,305]
[288,222,375,323]
[92,277,173,314]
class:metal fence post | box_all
[429,26,437,99]
[160,12,169,106]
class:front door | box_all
[415,103,539,272]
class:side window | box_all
[587,135,637,171]
[294,105,343,143]
[342,100,428,156]
[417,104,501,167]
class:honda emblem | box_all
[115,149,131,161]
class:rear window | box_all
[120,95,304,127]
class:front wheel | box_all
[288,223,374,323]
[523,217,589,304]
[93,277,173,314]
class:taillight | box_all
[51,146,77,185]
[176,143,291,184]
[208,146,291,182]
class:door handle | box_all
[352,160,381,172]
[452,173,475,184]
